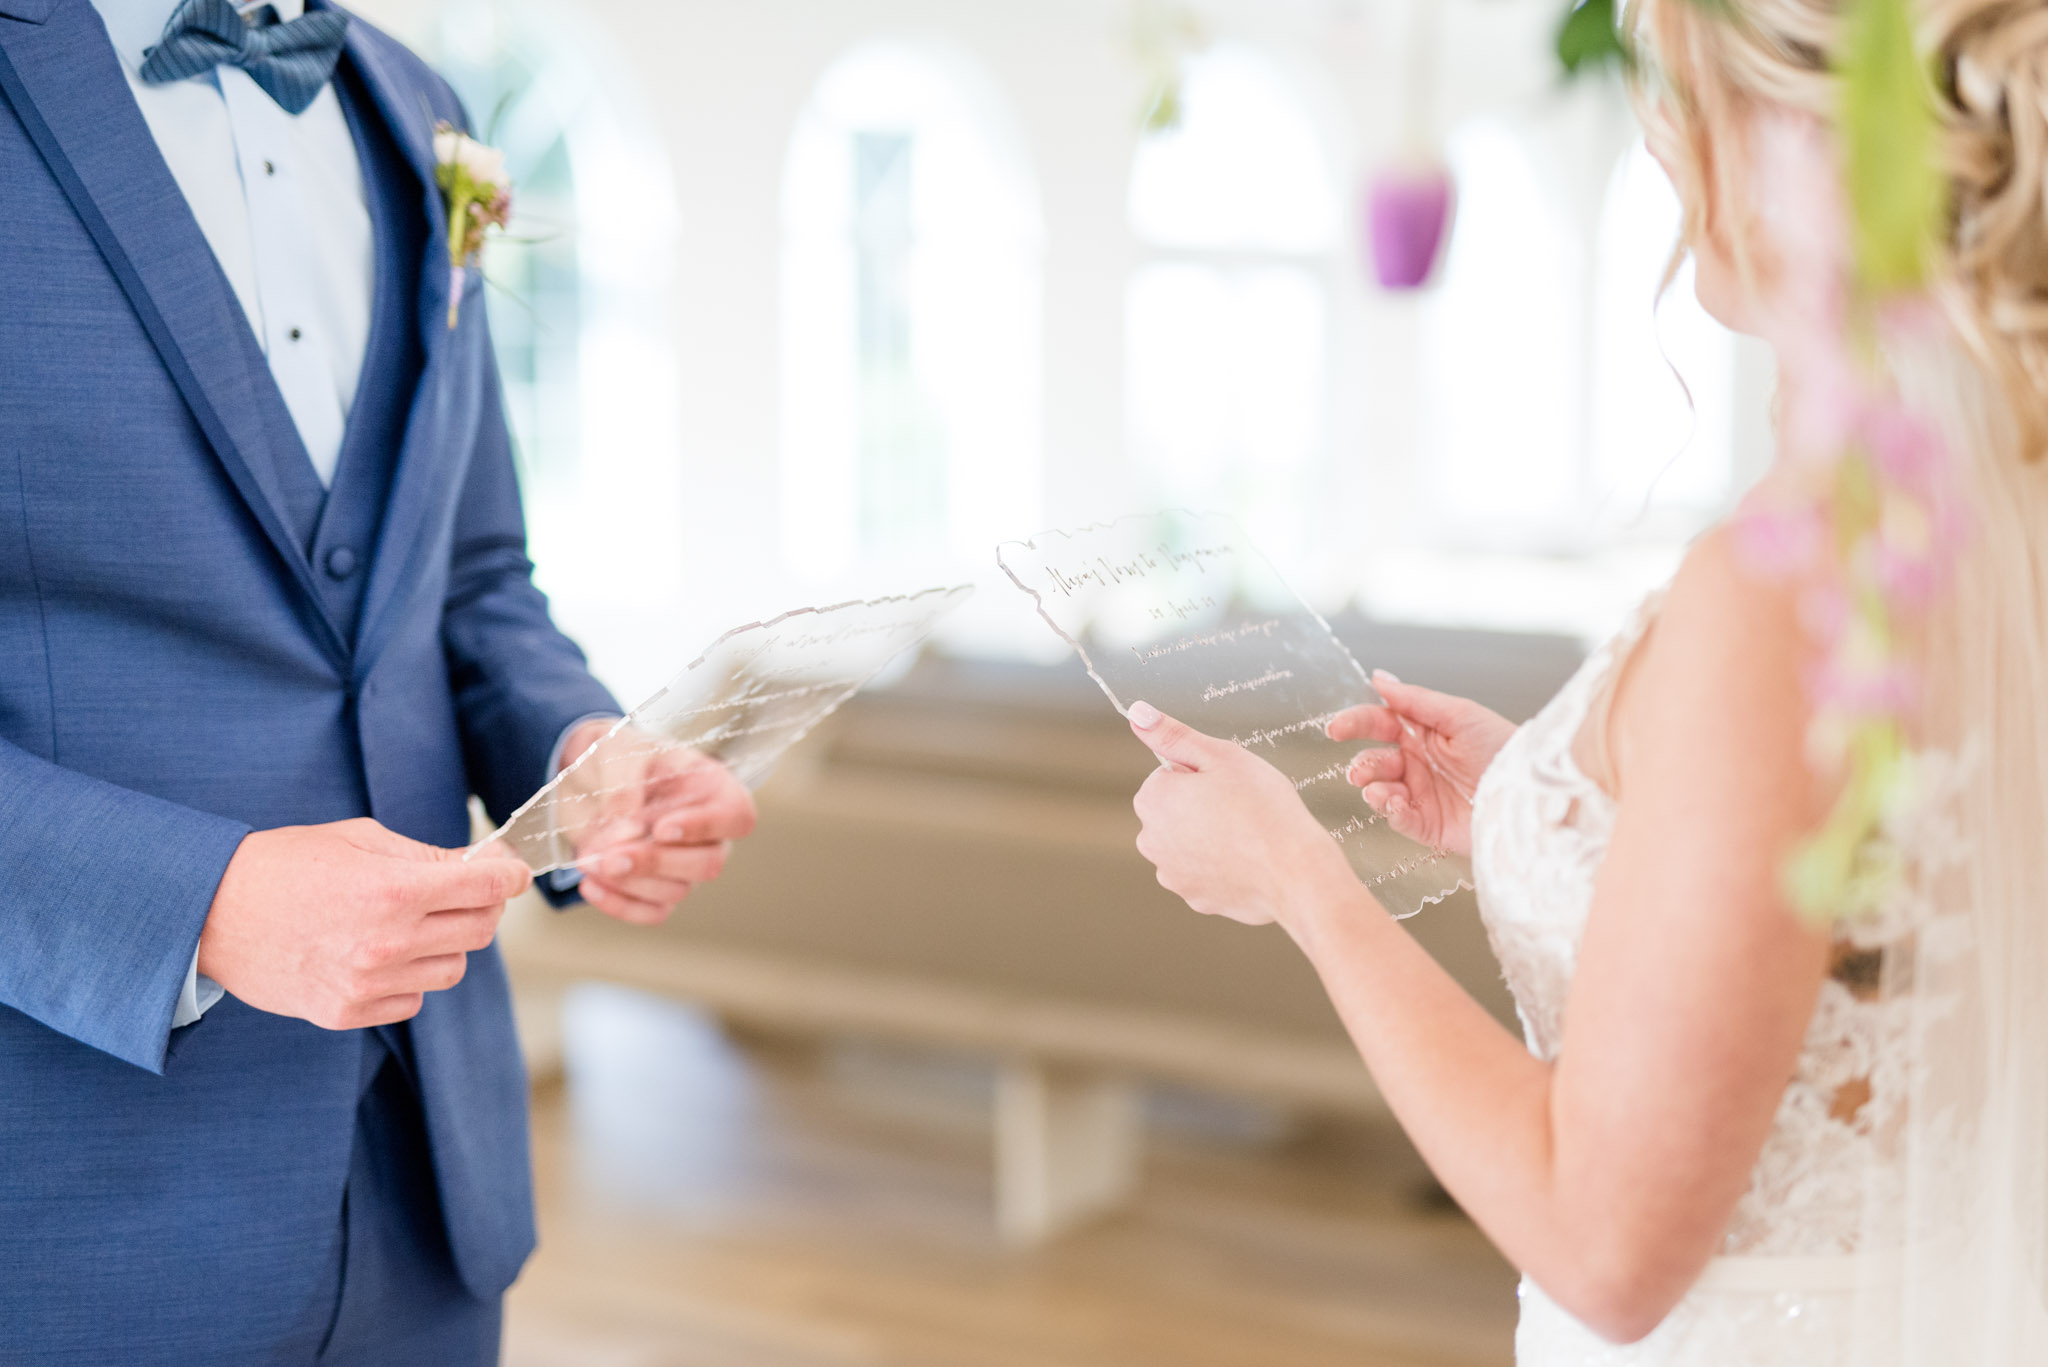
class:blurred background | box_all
[346,0,1774,1362]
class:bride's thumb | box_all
[1129,701,1211,773]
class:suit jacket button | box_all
[325,546,359,580]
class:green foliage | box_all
[1140,79,1186,134]
[435,160,483,263]
[1840,0,1946,292]
[1784,717,1909,923]
[1555,0,1632,78]
[1552,0,1741,83]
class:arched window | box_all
[1589,139,1738,533]
[1386,118,1752,637]
[779,40,1045,583]
[422,0,682,619]
[431,15,578,501]
[1125,43,1339,554]
[1419,116,1584,550]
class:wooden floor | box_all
[503,986,1519,1367]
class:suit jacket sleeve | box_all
[441,334,622,845]
[0,742,249,1073]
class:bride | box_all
[1123,0,2048,1362]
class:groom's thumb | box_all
[1128,701,1210,772]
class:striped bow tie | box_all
[140,0,350,116]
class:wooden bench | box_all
[501,621,1581,1243]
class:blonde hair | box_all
[1625,0,2048,461]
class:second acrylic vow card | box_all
[997,511,1467,918]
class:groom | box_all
[0,0,754,1362]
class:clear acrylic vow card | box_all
[997,511,1467,918]
[474,585,974,876]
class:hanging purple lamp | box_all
[1367,166,1455,289]
[1364,0,1454,291]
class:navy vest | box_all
[232,55,427,648]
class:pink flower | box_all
[1860,402,1945,489]
[1807,657,1919,716]
[1778,357,1866,464]
[1932,496,1970,555]
[1864,494,1949,605]
[1807,604,1918,719]
[1876,294,1945,343]
[1873,548,1939,605]
[1737,503,1827,574]
[1799,583,1852,643]
[1750,112,1853,358]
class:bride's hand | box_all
[1326,672,1516,859]
[1127,703,1355,930]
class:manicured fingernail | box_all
[1129,701,1162,730]
[1372,669,1400,688]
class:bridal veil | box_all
[1625,0,2048,1357]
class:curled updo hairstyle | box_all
[1627,0,2048,460]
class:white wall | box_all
[354,0,1773,701]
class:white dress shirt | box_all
[94,0,373,488]
[91,0,374,1027]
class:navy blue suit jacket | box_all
[0,1,620,1357]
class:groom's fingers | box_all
[399,847,531,912]
[580,878,676,926]
[415,907,506,957]
[589,871,694,911]
[643,841,729,883]
[582,839,727,896]
[352,994,429,1028]
[650,777,756,845]
[593,746,653,840]
[579,839,731,883]
[651,802,754,846]
[354,950,471,1002]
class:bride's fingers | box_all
[1359,781,1413,821]
[1347,746,1404,787]
[1370,671,1470,734]
[1326,705,1403,744]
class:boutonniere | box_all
[433,124,512,330]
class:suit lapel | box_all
[332,10,478,680]
[0,0,349,668]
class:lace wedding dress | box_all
[1469,597,1911,1365]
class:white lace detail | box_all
[1470,594,1942,1365]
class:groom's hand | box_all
[558,720,756,925]
[197,819,532,1031]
